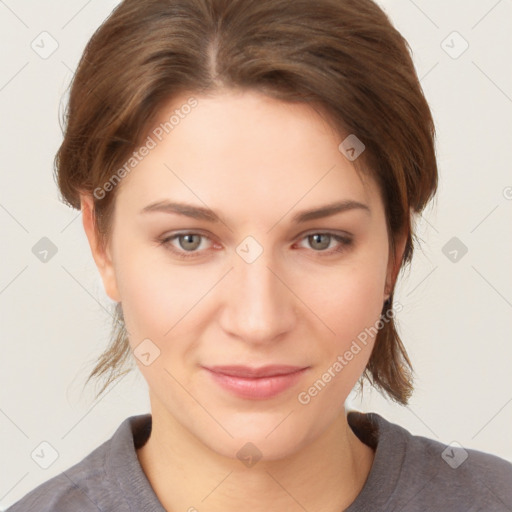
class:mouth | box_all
[202,365,309,400]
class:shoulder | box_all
[348,410,512,511]
[5,440,112,512]
[5,415,150,512]
[404,423,512,500]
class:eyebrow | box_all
[139,199,370,223]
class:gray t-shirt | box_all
[6,411,512,511]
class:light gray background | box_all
[1,0,511,509]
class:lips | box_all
[202,364,309,400]
[203,365,307,378]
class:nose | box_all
[218,245,297,345]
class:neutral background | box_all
[1,0,511,508]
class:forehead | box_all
[114,89,381,220]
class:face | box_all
[82,89,403,460]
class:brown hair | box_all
[55,0,438,405]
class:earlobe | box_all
[79,192,121,302]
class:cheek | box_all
[302,255,387,342]
[112,240,212,347]
[295,249,388,401]
[294,265,386,415]
[114,255,209,396]
[334,275,386,341]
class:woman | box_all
[7,0,512,510]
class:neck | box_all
[136,400,375,512]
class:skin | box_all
[81,89,407,512]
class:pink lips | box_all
[203,365,308,400]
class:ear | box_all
[80,192,121,303]
[384,226,408,302]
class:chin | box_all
[196,412,316,463]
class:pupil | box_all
[311,234,329,250]
[182,234,199,250]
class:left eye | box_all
[296,233,353,253]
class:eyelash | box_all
[157,231,353,260]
